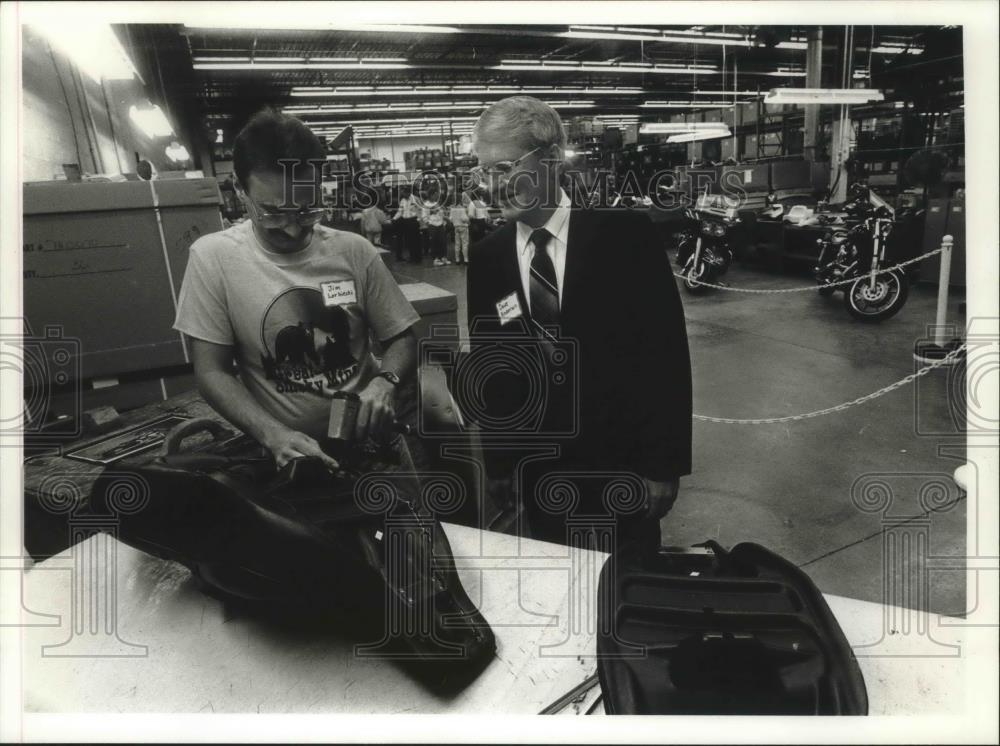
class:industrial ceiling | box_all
[120,24,955,145]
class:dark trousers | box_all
[489,458,664,552]
[398,217,420,262]
[426,224,447,259]
[469,218,488,245]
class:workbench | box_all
[18,526,965,715]
[19,393,967,717]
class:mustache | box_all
[267,227,313,238]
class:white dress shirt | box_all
[467,199,490,220]
[394,194,421,220]
[515,188,572,309]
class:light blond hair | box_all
[472,96,567,155]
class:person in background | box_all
[321,205,336,228]
[393,185,422,263]
[360,203,391,247]
[449,193,471,265]
[421,197,449,266]
[467,192,490,245]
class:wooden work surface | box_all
[19,525,966,716]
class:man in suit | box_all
[463,96,692,550]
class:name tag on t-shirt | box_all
[321,280,357,306]
[496,292,523,325]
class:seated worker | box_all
[173,109,420,471]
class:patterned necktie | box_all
[529,228,559,331]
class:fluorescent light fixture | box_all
[640,101,736,108]
[871,44,923,55]
[33,23,138,83]
[689,90,761,97]
[639,123,732,134]
[193,58,411,70]
[289,85,644,97]
[165,142,191,162]
[287,101,595,116]
[192,56,306,63]
[183,22,920,56]
[618,26,673,35]
[350,133,474,140]
[764,88,885,104]
[352,132,461,140]
[560,25,903,54]
[666,128,732,143]
[285,102,489,114]
[129,104,174,138]
[767,69,808,78]
[185,22,461,33]
[339,125,474,131]
[560,26,807,49]
[494,61,719,75]
[307,116,480,127]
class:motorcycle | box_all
[813,185,910,322]
[759,191,785,221]
[675,195,741,294]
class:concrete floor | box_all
[387,249,968,616]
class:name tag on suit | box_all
[496,292,523,325]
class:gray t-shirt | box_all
[173,220,419,439]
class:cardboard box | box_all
[42,367,197,419]
[23,179,223,382]
[399,282,458,348]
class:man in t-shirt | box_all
[174,110,420,470]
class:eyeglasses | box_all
[466,145,545,187]
[237,184,326,229]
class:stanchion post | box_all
[934,235,954,347]
[913,234,961,365]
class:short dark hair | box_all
[233,109,326,186]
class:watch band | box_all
[374,370,400,386]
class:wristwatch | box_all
[373,370,401,386]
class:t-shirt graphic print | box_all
[259,288,364,394]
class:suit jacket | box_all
[464,207,692,487]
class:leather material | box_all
[596,541,868,715]
[89,438,496,692]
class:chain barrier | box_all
[674,246,944,294]
[694,343,966,424]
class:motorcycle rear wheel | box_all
[844,270,909,322]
